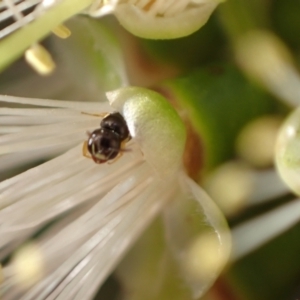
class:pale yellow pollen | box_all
[51,24,71,39]
[25,44,56,76]
[204,161,254,216]
[183,232,228,281]
[236,116,283,168]
[12,243,44,289]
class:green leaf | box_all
[160,64,280,173]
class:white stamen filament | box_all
[1,159,174,299]
[0,91,231,300]
[0,108,92,117]
[0,0,47,38]
[204,162,290,217]
[0,126,25,134]
[248,169,290,205]
[0,95,110,112]
[231,199,300,261]
[0,119,100,145]
[88,0,119,17]
[0,143,79,179]
[235,31,300,107]
[0,95,178,299]
[4,0,25,22]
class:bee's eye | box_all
[101,112,130,141]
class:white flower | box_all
[0,0,225,74]
[90,0,225,39]
[0,86,230,299]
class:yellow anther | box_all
[183,232,229,282]
[12,243,44,289]
[236,116,282,168]
[52,24,71,39]
[25,44,56,76]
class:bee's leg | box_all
[81,112,109,118]
[107,151,123,165]
[120,140,131,151]
[107,141,133,165]
[82,141,92,159]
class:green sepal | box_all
[107,86,186,178]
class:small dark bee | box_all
[83,112,130,164]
